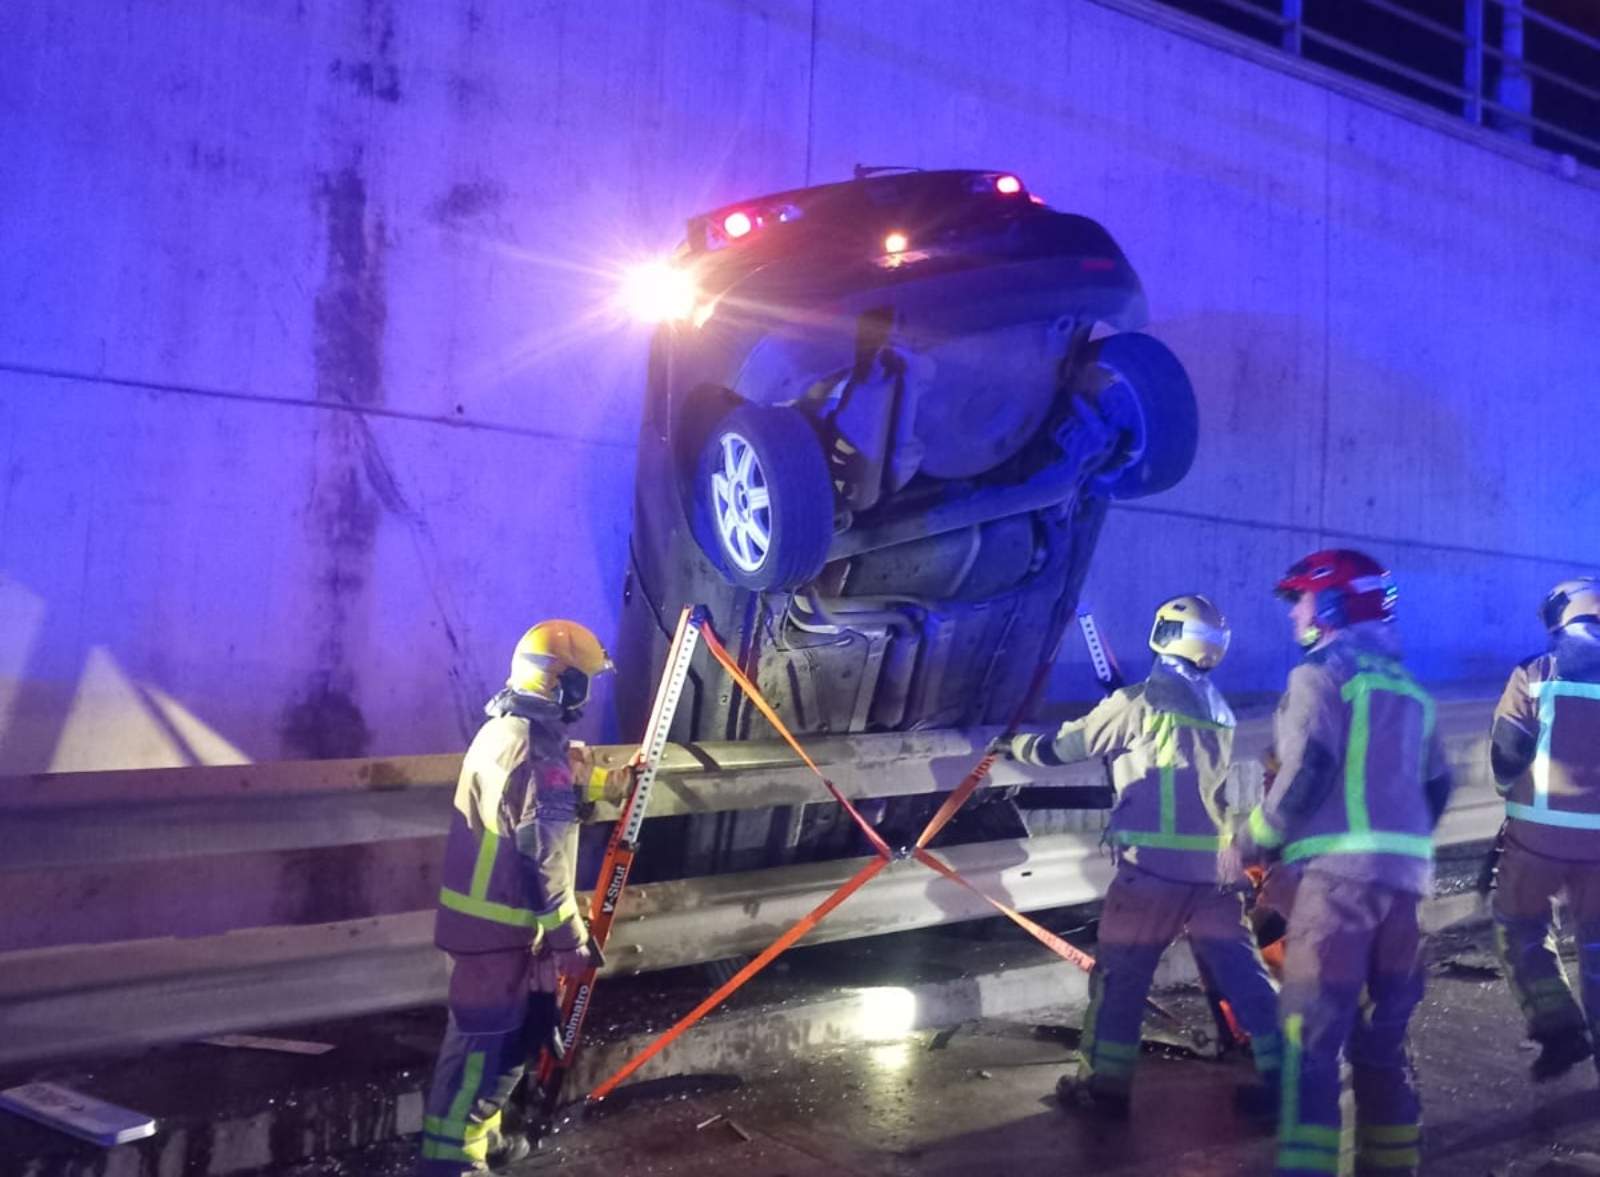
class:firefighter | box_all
[418,621,632,1176]
[1005,594,1281,1120]
[1236,550,1453,1177]
[1487,576,1600,1082]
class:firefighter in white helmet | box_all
[1488,577,1600,1083]
[1005,594,1281,1120]
[418,621,634,1176]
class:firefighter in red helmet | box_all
[1235,550,1453,1177]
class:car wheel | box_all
[696,403,835,590]
[1078,332,1198,499]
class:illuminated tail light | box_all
[995,174,1022,195]
[701,201,803,250]
[883,231,909,254]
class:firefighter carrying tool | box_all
[418,619,633,1177]
[528,606,706,1121]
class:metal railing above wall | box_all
[1158,0,1600,167]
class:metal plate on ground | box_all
[0,1081,157,1146]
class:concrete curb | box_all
[14,947,1186,1176]
[15,894,1489,1176]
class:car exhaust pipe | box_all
[826,397,1117,561]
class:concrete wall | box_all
[2,0,1595,772]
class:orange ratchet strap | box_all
[587,614,1126,1105]
[697,625,892,859]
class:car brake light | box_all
[995,174,1022,195]
[723,211,754,239]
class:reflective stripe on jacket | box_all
[434,696,583,953]
[1493,650,1600,860]
[1020,661,1236,884]
[1246,623,1448,894]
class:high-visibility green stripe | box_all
[1344,680,1373,833]
[1166,712,1230,730]
[448,1051,484,1123]
[439,887,541,928]
[424,1110,500,1143]
[1079,971,1106,1081]
[1114,830,1223,851]
[1355,1144,1420,1168]
[1092,1038,1139,1060]
[1285,1122,1342,1147]
[470,829,500,898]
[1250,805,1285,849]
[1283,831,1434,862]
[1337,670,1436,842]
[1281,1013,1312,1162]
[1252,1031,1282,1060]
[541,892,580,929]
[1090,1053,1135,1078]
[1275,1147,1340,1173]
[1123,711,1228,850]
[425,1048,486,1159]
[1506,801,1600,829]
[421,1138,483,1162]
[1358,1123,1419,1144]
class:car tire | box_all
[1079,332,1198,499]
[696,403,835,590]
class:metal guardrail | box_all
[1161,0,1599,165]
[0,701,1500,1066]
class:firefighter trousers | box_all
[1078,861,1282,1099]
[1491,839,1600,1049]
[1276,872,1424,1177]
[418,949,534,1176]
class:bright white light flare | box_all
[619,260,697,322]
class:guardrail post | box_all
[1496,0,1534,141]
[1281,0,1303,56]
[1463,0,1485,124]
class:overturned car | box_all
[614,168,1198,874]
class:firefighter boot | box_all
[485,1129,533,1173]
[1530,1031,1593,1082]
[1232,1069,1280,1131]
[1055,1074,1131,1121]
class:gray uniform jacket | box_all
[1491,627,1600,861]
[1244,623,1452,896]
[433,692,584,954]
[1017,659,1237,885]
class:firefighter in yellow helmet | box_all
[418,621,633,1176]
[1488,577,1600,1083]
[1004,594,1281,1121]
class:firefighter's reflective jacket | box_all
[1015,658,1237,884]
[433,691,597,954]
[1244,622,1452,894]
[1491,628,1600,860]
